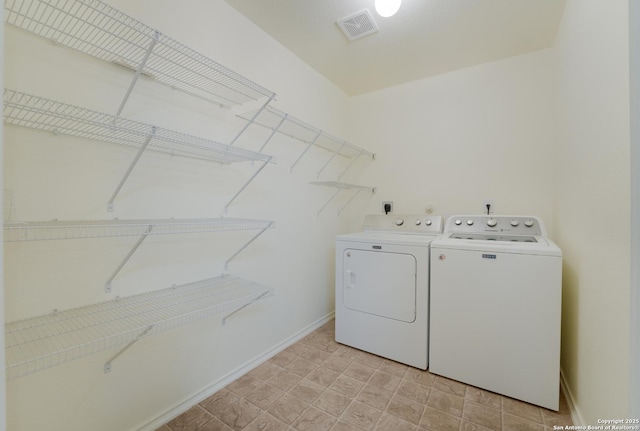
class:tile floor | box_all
[156,320,573,431]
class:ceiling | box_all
[223,0,567,96]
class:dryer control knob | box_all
[415,219,422,226]
[395,218,404,226]
[425,220,433,226]
[454,219,462,226]
[466,220,474,226]
[524,219,534,227]
[511,220,520,227]
[487,218,497,227]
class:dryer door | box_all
[342,249,417,323]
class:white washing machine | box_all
[335,214,443,369]
[429,215,562,410]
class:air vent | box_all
[337,10,378,41]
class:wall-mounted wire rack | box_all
[5,274,274,380]
[3,89,276,212]
[237,106,375,178]
[3,0,276,113]
[4,217,275,291]
[309,181,376,216]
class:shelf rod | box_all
[337,150,364,181]
[107,127,157,212]
[290,131,322,173]
[337,189,364,216]
[229,95,274,146]
[317,188,343,217]
[224,222,273,270]
[258,114,287,153]
[222,157,273,215]
[222,289,271,325]
[115,31,160,118]
[104,324,154,373]
[104,225,154,293]
[316,142,346,178]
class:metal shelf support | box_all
[107,127,157,212]
[290,131,322,173]
[310,182,376,216]
[317,188,343,216]
[337,149,364,181]
[222,289,271,325]
[115,31,160,117]
[229,96,274,146]
[224,221,274,270]
[104,324,154,373]
[222,157,274,214]
[104,225,154,293]
[258,113,288,153]
[316,142,346,178]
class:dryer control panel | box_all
[362,214,443,234]
[444,215,545,236]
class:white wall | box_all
[553,0,631,423]
[348,49,557,233]
[3,1,364,430]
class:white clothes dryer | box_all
[335,214,443,370]
[429,215,562,410]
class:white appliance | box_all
[429,215,562,410]
[335,214,443,369]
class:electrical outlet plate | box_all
[382,201,393,214]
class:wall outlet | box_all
[382,201,393,214]
[482,199,495,214]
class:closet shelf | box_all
[3,217,275,242]
[3,89,274,165]
[5,274,274,380]
[237,106,375,177]
[4,0,276,110]
[309,182,376,216]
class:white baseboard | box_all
[560,367,585,426]
[137,312,335,431]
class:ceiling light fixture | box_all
[374,0,401,17]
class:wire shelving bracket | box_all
[310,181,376,216]
[3,89,276,212]
[237,106,375,176]
[4,274,274,379]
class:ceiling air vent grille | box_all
[337,10,378,41]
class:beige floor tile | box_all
[502,397,543,423]
[462,401,501,431]
[379,360,410,378]
[269,350,297,368]
[357,352,386,369]
[540,409,574,428]
[396,380,430,404]
[267,369,303,391]
[248,361,282,381]
[374,412,418,431]
[167,405,213,431]
[341,401,382,431]
[465,387,501,410]
[227,375,262,397]
[386,394,425,425]
[268,394,309,424]
[313,389,352,417]
[300,347,332,365]
[243,412,287,431]
[343,362,377,383]
[155,426,172,431]
[330,421,362,431]
[306,366,340,387]
[356,383,394,410]
[287,358,319,378]
[289,379,326,404]
[217,399,262,431]
[369,370,401,392]
[502,412,545,431]
[404,369,436,388]
[419,406,460,431]
[427,388,464,417]
[322,356,352,374]
[459,419,495,431]
[293,406,336,431]
[329,375,364,398]
[198,417,234,431]
[200,389,240,416]
[244,382,284,409]
[332,345,361,362]
[433,376,467,397]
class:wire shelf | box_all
[238,106,375,159]
[3,218,275,242]
[309,181,376,192]
[5,274,274,380]
[4,0,275,108]
[3,89,275,165]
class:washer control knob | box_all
[415,219,422,226]
[487,218,497,227]
[425,219,433,226]
[524,219,534,227]
[454,219,462,226]
[395,218,404,226]
[466,219,474,226]
[511,220,519,227]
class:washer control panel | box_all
[363,214,443,234]
[446,215,545,236]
